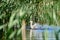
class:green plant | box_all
[0,0,60,40]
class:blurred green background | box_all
[0,0,60,40]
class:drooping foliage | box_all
[0,0,60,40]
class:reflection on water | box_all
[30,30,43,40]
[26,29,60,40]
[24,25,60,40]
[58,33,60,40]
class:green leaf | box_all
[19,8,25,17]
[8,19,18,29]
[0,24,7,30]
[0,13,6,19]
[9,31,16,39]
[17,28,22,36]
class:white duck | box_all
[30,20,42,29]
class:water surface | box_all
[26,26,60,40]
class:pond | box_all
[25,26,60,40]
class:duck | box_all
[30,20,42,30]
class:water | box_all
[25,26,60,40]
[26,29,55,40]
